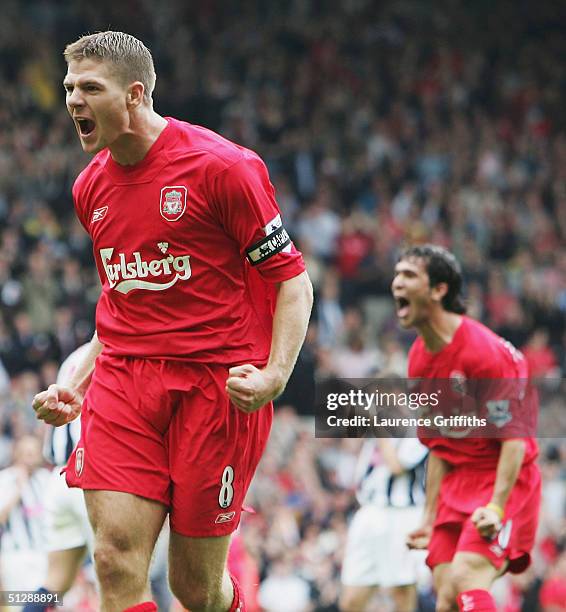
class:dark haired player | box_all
[32,30,313,612]
[392,245,540,612]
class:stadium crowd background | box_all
[0,0,565,609]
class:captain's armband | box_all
[246,226,291,266]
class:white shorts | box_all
[0,550,47,592]
[44,468,93,552]
[341,505,427,588]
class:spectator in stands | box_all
[258,554,312,612]
[522,329,560,378]
[539,549,566,611]
[0,435,50,592]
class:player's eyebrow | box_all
[63,78,104,89]
[394,264,418,276]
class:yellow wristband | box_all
[486,502,504,520]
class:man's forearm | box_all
[423,452,450,524]
[489,439,525,510]
[264,271,313,395]
[67,331,103,397]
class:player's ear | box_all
[431,282,448,303]
[126,82,145,109]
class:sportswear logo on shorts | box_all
[92,206,108,223]
[75,448,85,477]
[460,594,474,611]
[215,511,236,524]
[160,186,187,222]
[489,543,504,557]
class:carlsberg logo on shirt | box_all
[100,247,191,294]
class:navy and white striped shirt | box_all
[0,466,51,552]
[355,439,428,508]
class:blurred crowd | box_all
[1,0,565,610]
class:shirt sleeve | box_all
[477,379,537,438]
[72,176,89,233]
[210,153,305,283]
[469,348,536,439]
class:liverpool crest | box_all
[160,185,187,222]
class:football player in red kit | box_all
[392,245,540,612]
[32,31,313,612]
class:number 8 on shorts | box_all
[219,466,234,508]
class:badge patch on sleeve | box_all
[246,225,292,265]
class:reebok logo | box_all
[100,246,191,294]
[460,594,474,611]
[489,544,504,557]
[92,206,108,223]
[215,511,236,524]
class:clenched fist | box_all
[225,364,284,413]
[406,523,432,550]
[32,384,83,427]
[471,505,502,539]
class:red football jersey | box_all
[73,118,305,363]
[408,316,538,468]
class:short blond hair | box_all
[64,31,156,102]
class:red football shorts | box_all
[426,462,541,574]
[65,353,273,537]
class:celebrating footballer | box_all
[393,245,540,612]
[32,30,313,612]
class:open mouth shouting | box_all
[395,296,411,320]
[75,117,96,139]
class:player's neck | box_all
[109,109,168,166]
[417,311,463,353]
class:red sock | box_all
[458,590,496,612]
[122,603,157,612]
[229,574,245,612]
